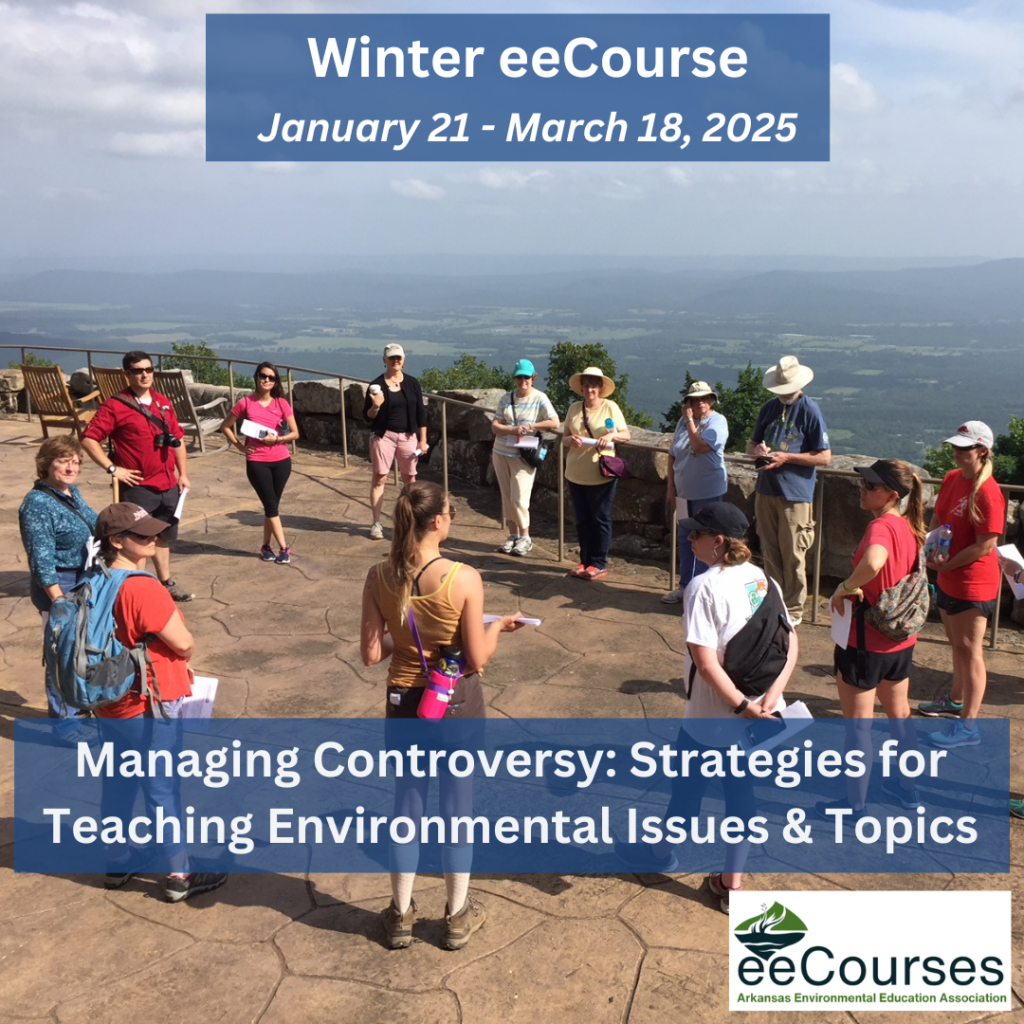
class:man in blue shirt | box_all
[747,356,831,625]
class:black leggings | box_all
[246,458,291,518]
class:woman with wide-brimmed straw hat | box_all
[561,366,630,581]
[662,380,730,605]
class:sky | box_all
[1,0,1023,269]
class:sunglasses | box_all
[119,530,156,542]
[689,528,716,539]
[128,366,154,376]
[860,481,885,492]
[438,508,457,520]
[257,373,277,381]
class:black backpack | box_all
[686,580,793,699]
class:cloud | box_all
[665,167,692,187]
[476,168,550,191]
[108,129,204,157]
[832,63,881,114]
[390,178,445,200]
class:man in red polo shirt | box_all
[82,350,194,601]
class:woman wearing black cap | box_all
[825,460,926,816]
[616,501,798,913]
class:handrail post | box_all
[669,508,677,593]
[157,353,164,370]
[21,346,31,421]
[287,368,296,454]
[557,443,565,563]
[228,360,235,408]
[442,401,449,495]
[810,475,826,625]
[87,351,94,392]
[339,377,348,467]
[991,486,1007,650]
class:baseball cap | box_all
[95,502,168,539]
[513,359,536,378]
[677,501,749,539]
[944,421,994,449]
[383,343,405,359]
[855,460,910,498]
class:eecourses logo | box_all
[734,900,808,959]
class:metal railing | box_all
[5,342,1023,648]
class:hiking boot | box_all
[369,521,384,540]
[917,694,963,718]
[104,848,155,889]
[499,535,517,554]
[381,898,417,949]
[1010,799,1024,820]
[162,579,194,602]
[444,894,486,950]
[164,868,228,903]
[275,547,292,564]
[660,587,684,605]
[512,536,534,557]
[705,872,741,914]
[880,775,922,809]
[613,838,679,874]
[259,544,276,561]
[929,720,980,749]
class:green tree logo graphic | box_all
[734,902,809,960]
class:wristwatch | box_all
[107,464,118,475]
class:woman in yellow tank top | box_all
[361,481,523,951]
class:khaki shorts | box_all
[371,431,419,477]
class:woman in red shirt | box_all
[827,460,926,814]
[923,422,1005,749]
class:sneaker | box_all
[259,544,276,561]
[929,720,981,749]
[917,694,964,718]
[381,898,417,949]
[499,535,517,554]
[815,798,867,825]
[164,867,227,903]
[162,579,194,602]
[104,848,155,889]
[512,536,534,557]
[705,872,742,914]
[275,547,292,564]
[444,894,486,951]
[369,521,385,541]
[582,566,608,581]
[569,563,587,578]
[1010,799,1024,820]
[613,838,679,874]
[880,775,922,809]
[660,587,684,605]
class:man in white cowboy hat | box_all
[747,356,831,625]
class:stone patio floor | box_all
[1,416,1022,1024]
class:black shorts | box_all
[834,643,915,691]
[936,588,997,619]
[120,484,180,542]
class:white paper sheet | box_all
[484,614,542,626]
[172,486,189,521]
[674,497,689,519]
[182,674,218,732]
[997,543,1024,600]
[511,435,540,449]
[830,599,853,650]
[578,437,600,447]
[739,700,814,752]
[239,419,277,440]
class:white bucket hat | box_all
[763,355,814,395]
[569,366,616,398]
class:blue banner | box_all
[15,718,1007,874]
[206,15,829,162]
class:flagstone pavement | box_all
[0,417,1021,1023]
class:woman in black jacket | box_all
[363,344,429,539]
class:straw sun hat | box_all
[568,366,616,398]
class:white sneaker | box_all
[512,536,534,557]
[499,534,517,554]
[369,522,384,540]
[660,587,684,605]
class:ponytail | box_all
[389,481,447,617]
[886,460,926,550]
[968,449,994,525]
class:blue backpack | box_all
[44,566,165,715]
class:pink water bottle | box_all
[416,645,463,720]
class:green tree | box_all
[164,341,253,390]
[9,351,55,369]
[661,361,768,451]
[544,341,653,428]
[419,353,515,393]
[921,444,956,480]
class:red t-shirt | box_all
[848,514,920,653]
[83,389,184,490]
[933,470,1005,601]
[96,575,192,719]
[231,395,293,463]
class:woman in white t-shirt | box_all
[616,502,798,913]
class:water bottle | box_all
[928,524,953,564]
[604,418,616,445]
[416,644,464,720]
